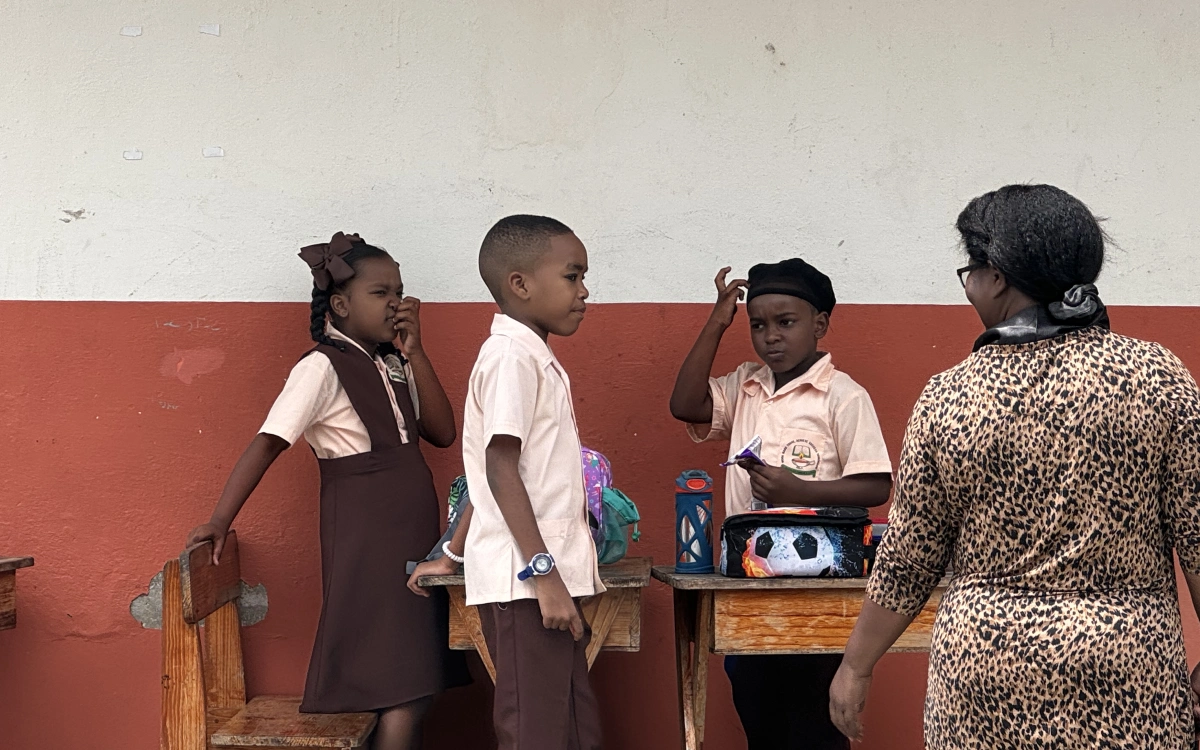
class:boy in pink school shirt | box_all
[670,259,893,750]
[461,215,604,750]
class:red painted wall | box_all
[2,301,1198,750]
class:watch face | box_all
[532,554,554,575]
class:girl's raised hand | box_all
[709,267,748,330]
[392,297,423,355]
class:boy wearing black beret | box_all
[669,259,894,749]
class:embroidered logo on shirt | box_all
[782,439,820,477]
[383,354,408,383]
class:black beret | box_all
[745,258,836,315]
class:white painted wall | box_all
[2,1,1198,304]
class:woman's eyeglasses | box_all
[957,263,986,288]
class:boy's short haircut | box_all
[479,215,574,303]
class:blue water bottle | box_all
[675,470,714,574]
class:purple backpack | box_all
[581,447,611,545]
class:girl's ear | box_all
[329,290,351,319]
[507,270,533,301]
[813,312,831,340]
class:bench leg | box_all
[583,589,625,669]
[447,588,496,683]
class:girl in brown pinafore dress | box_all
[188,233,469,750]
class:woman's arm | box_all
[830,599,916,741]
[1163,362,1200,728]
[1182,571,1200,729]
[829,384,962,739]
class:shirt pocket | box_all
[539,516,592,588]
[776,428,833,479]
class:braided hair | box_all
[308,241,398,353]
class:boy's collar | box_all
[744,352,835,397]
[490,314,556,365]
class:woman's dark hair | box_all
[309,241,394,349]
[956,184,1105,304]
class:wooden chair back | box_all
[162,531,247,750]
[181,531,242,624]
[161,531,376,750]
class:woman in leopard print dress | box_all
[830,184,1200,748]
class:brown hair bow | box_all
[298,232,363,291]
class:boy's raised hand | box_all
[709,267,749,330]
[392,296,423,355]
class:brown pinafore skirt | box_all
[300,342,469,713]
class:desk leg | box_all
[584,589,625,670]
[447,588,496,683]
[674,588,698,750]
[694,591,713,746]
[674,589,712,750]
[0,571,15,631]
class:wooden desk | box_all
[420,557,652,682]
[0,557,35,631]
[652,565,947,750]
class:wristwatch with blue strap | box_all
[517,552,556,581]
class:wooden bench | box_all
[161,531,377,749]
[0,556,34,631]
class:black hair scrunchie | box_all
[1048,284,1102,321]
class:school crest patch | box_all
[383,354,408,384]
[782,438,820,477]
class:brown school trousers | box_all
[479,597,603,750]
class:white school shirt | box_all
[461,314,605,606]
[259,324,419,458]
[689,354,892,516]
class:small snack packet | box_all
[722,435,765,467]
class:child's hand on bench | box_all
[406,556,459,597]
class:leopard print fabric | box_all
[867,326,1200,749]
